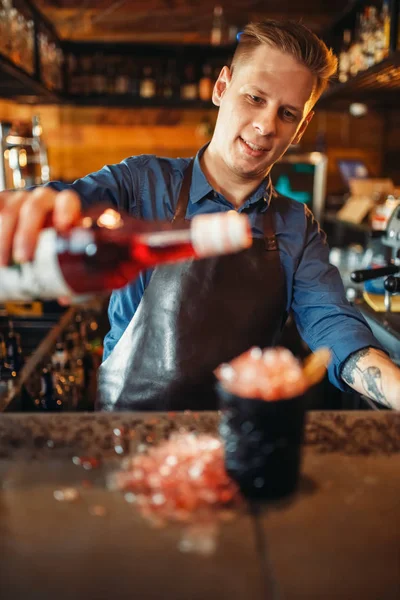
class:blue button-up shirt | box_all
[48,146,383,391]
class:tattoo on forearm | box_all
[341,348,391,407]
[341,348,370,384]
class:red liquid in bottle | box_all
[57,207,251,295]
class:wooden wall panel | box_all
[382,110,400,185]
[0,99,388,192]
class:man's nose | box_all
[253,109,277,137]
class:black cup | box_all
[217,383,306,501]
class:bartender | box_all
[0,20,399,410]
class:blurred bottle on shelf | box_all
[9,5,21,64]
[32,115,50,185]
[375,0,391,62]
[162,59,179,99]
[4,320,24,375]
[106,56,117,95]
[115,59,131,95]
[0,115,50,191]
[39,364,62,411]
[341,2,394,82]
[38,29,64,91]
[0,1,10,57]
[199,64,214,101]
[0,332,6,381]
[338,29,352,83]
[140,65,156,99]
[129,62,140,98]
[349,13,365,77]
[51,338,68,370]
[92,53,107,95]
[365,6,381,68]
[22,307,101,411]
[181,63,198,100]
[211,5,225,46]
[0,0,35,75]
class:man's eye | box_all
[248,95,263,104]
[283,109,296,121]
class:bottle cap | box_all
[191,211,252,257]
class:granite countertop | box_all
[0,410,399,600]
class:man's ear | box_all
[212,66,232,107]
[292,110,314,145]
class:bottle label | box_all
[191,212,251,257]
[0,229,74,301]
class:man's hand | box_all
[0,188,82,266]
[341,347,400,410]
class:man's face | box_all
[211,45,316,180]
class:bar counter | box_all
[1,410,399,600]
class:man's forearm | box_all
[341,347,400,410]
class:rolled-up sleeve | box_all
[291,206,385,391]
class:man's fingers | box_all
[0,188,82,267]
[57,296,72,306]
[53,190,82,231]
[0,190,12,211]
[13,188,58,263]
[0,192,26,266]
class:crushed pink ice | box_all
[113,433,242,525]
[215,346,308,400]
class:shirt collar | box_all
[189,143,272,210]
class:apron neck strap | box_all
[262,202,278,251]
[172,160,194,223]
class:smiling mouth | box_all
[240,137,270,152]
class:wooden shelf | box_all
[0,52,60,104]
[318,51,400,110]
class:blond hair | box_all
[231,20,338,103]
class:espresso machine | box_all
[0,116,50,191]
[349,203,400,370]
[382,204,400,309]
[351,203,400,311]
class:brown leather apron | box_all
[97,161,286,411]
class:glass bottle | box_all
[115,59,130,95]
[162,59,178,99]
[211,5,224,46]
[364,6,379,68]
[4,320,23,375]
[25,19,35,75]
[129,62,139,97]
[338,30,352,83]
[51,338,68,369]
[140,65,156,99]
[181,63,198,100]
[0,206,251,302]
[349,13,364,77]
[199,64,214,101]
[0,333,6,381]
[93,53,107,95]
[39,364,62,411]
[376,0,391,62]
[0,0,10,57]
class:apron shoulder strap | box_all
[263,201,278,251]
[172,160,194,223]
